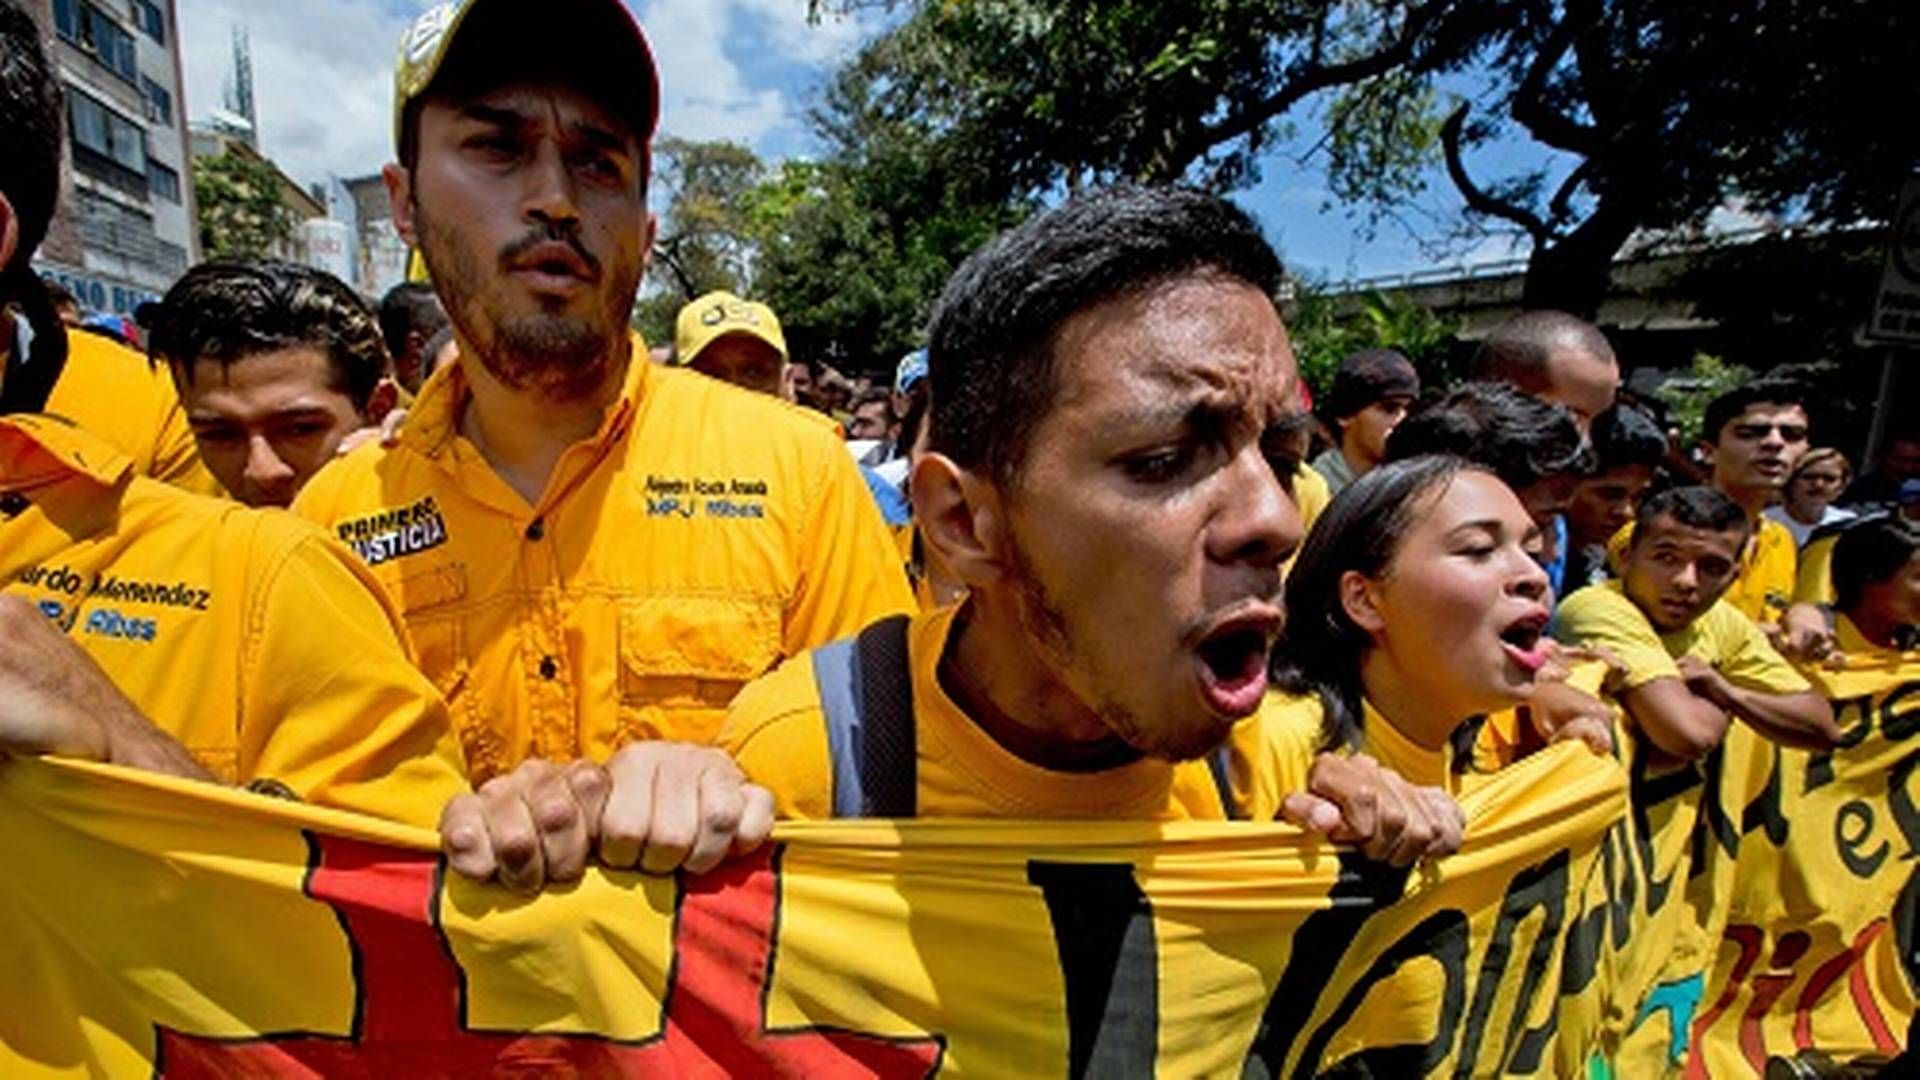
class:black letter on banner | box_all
[1835,800,1889,879]
[1888,749,1920,860]
[1027,861,1158,1080]
[1689,744,1740,879]
[1893,864,1920,1058]
[1741,744,1789,847]
[1630,748,1699,917]
[1302,910,1472,1076]
[1466,851,1570,1075]
[1807,694,1877,793]
[1881,681,1920,743]
[1239,853,1410,1079]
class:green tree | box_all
[812,0,1920,317]
[1286,286,1460,400]
[634,138,768,347]
[193,147,294,259]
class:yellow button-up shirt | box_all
[293,352,914,781]
[0,414,468,825]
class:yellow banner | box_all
[0,746,1634,1077]
[1690,662,1920,1077]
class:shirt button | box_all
[538,655,558,680]
[525,518,545,541]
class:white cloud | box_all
[176,0,882,190]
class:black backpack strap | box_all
[812,615,916,817]
[1207,744,1245,821]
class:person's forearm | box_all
[1720,686,1839,749]
[95,698,214,781]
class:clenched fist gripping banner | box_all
[1,747,1640,1077]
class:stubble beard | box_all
[414,200,636,403]
[1004,536,1218,764]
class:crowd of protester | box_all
[0,0,1916,1074]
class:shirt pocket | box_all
[617,594,783,711]
[394,564,505,777]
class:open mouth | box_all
[1497,611,1552,674]
[1193,614,1279,718]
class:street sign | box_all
[1868,175,1920,343]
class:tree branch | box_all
[1510,12,1602,155]
[1547,160,1593,227]
[1441,103,1554,245]
[1161,0,1456,177]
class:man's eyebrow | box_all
[456,103,524,126]
[570,122,631,155]
[1266,410,1312,440]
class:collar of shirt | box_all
[1835,615,1919,665]
[1359,697,1457,794]
[399,332,650,460]
[0,413,135,491]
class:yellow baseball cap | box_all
[393,0,660,155]
[675,292,789,367]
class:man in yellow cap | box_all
[674,290,789,399]
[292,0,912,887]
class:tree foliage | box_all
[1286,287,1461,401]
[810,0,1920,317]
[633,138,768,347]
[193,147,294,260]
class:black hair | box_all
[1472,310,1615,392]
[376,281,447,362]
[1385,380,1594,491]
[1701,378,1810,446]
[148,259,390,412]
[1273,455,1486,753]
[1832,517,1920,615]
[1591,402,1667,473]
[0,1,61,275]
[1633,485,1750,541]
[42,276,76,309]
[851,387,892,413]
[926,186,1284,484]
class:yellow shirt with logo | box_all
[1793,527,1840,605]
[1555,580,1811,695]
[7,324,220,496]
[0,414,467,826]
[292,352,915,782]
[1607,515,1798,625]
[718,605,1321,820]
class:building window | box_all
[141,75,172,126]
[148,160,180,204]
[54,0,138,84]
[133,0,166,45]
[68,88,149,197]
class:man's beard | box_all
[414,202,634,402]
[1004,536,1221,764]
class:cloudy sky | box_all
[174,0,1523,282]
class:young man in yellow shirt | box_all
[703,189,1462,860]
[0,3,212,497]
[295,0,905,887]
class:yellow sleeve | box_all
[1794,534,1838,605]
[716,654,836,820]
[1282,466,1332,581]
[1709,605,1814,695]
[782,439,915,656]
[1555,585,1679,689]
[236,528,470,827]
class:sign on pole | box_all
[1868,175,1920,342]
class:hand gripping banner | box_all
[1,745,1629,1078]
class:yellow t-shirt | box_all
[0,414,467,826]
[1555,580,1811,695]
[719,606,1320,820]
[1793,527,1840,605]
[11,324,220,496]
[1607,515,1798,625]
[1281,461,1331,580]
[293,350,914,782]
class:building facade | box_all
[26,0,196,317]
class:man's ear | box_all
[911,453,1009,590]
[0,191,19,275]
[640,210,659,274]
[364,378,400,425]
[382,164,418,248]
[1338,569,1386,636]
